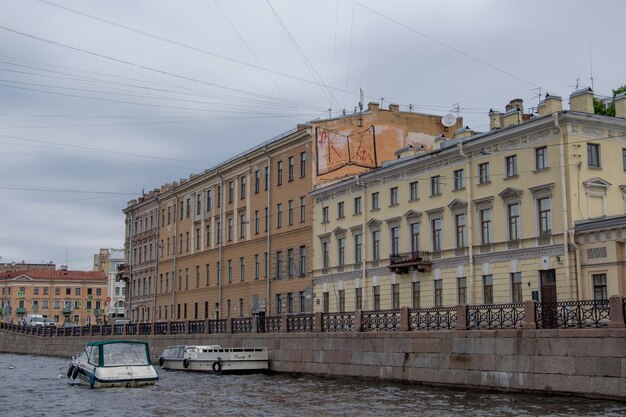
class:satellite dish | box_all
[441,113,457,127]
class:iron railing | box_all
[322,313,354,332]
[362,310,400,331]
[409,307,457,330]
[139,323,152,335]
[259,315,282,333]
[232,318,252,334]
[188,320,205,334]
[170,321,185,334]
[154,322,167,335]
[209,319,227,334]
[288,314,314,332]
[126,323,137,335]
[388,250,431,265]
[536,299,610,329]
[467,303,525,329]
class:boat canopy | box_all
[82,340,152,367]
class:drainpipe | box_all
[263,147,272,315]
[553,113,572,299]
[568,230,582,299]
[217,170,224,319]
[357,175,367,309]
[171,195,178,320]
[153,201,160,322]
[459,141,474,304]
[128,211,134,321]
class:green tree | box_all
[593,85,626,116]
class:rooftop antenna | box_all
[328,108,332,118]
[452,103,460,119]
[358,88,364,127]
[531,87,542,108]
[589,33,594,90]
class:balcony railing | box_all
[388,251,432,273]
[536,299,610,329]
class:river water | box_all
[0,353,624,417]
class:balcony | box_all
[15,307,26,315]
[62,307,73,315]
[388,251,432,274]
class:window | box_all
[410,222,420,253]
[507,203,520,240]
[338,238,345,266]
[483,275,493,304]
[196,194,201,215]
[264,166,269,190]
[277,161,283,185]
[587,143,600,168]
[430,176,441,196]
[254,170,260,193]
[480,209,492,244]
[206,264,210,286]
[254,255,259,280]
[300,196,306,222]
[432,218,442,252]
[264,253,268,278]
[390,187,398,205]
[322,241,330,268]
[354,197,362,215]
[195,228,200,249]
[75,288,81,296]
[410,181,419,201]
[239,257,245,282]
[287,249,295,277]
[538,197,552,236]
[56,288,60,296]
[372,230,380,260]
[299,246,307,276]
[227,217,233,241]
[277,203,283,228]
[207,190,212,211]
[535,146,548,170]
[287,293,294,313]
[240,176,246,199]
[392,283,400,309]
[228,181,234,203]
[454,169,464,190]
[390,226,400,255]
[288,200,294,225]
[33,288,39,295]
[216,262,221,285]
[623,149,626,171]
[412,281,420,308]
[300,151,306,178]
[275,251,282,279]
[240,214,246,238]
[322,206,329,223]
[373,286,380,310]
[322,292,329,313]
[455,214,466,248]
[186,198,190,218]
[338,289,345,312]
[355,287,362,310]
[277,294,283,315]
[354,234,362,264]
[288,156,294,181]
[264,207,269,232]
[252,210,259,235]
[511,272,522,303]
[227,260,232,283]
[167,206,171,224]
[434,279,443,307]
[458,277,467,304]
[217,185,222,207]
[179,201,184,220]
[371,192,379,210]
[593,273,607,300]
[299,291,306,312]
[505,155,518,177]
[337,201,345,219]
[196,265,200,288]
[478,162,490,184]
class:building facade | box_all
[311,90,626,312]
[0,262,55,273]
[93,248,125,320]
[121,189,160,322]
[0,268,108,324]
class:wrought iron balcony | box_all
[388,251,432,273]
[15,307,26,315]
[62,307,73,314]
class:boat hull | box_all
[160,345,269,374]
[73,363,158,388]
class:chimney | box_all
[488,109,502,130]
[615,92,626,119]
[505,98,524,113]
[434,135,447,149]
[502,108,522,127]
[388,103,400,113]
[569,88,594,113]
[538,94,562,116]
[367,102,380,112]
[454,126,474,139]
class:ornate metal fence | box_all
[321,313,354,332]
[139,323,152,335]
[232,318,252,334]
[288,314,314,332]
[113,324,124,335]
[362,310,400,331]
[126,323,137,335]
[170,321,185,334]
[536,299,610,329]
[467,303,525,329]
[409,307,457,330]
[154,322,167,335]
[188,320,205,334]
[102,325,112,335]
[259,315,281,333]
[209,319,227,334]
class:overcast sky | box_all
[0,0,624,270]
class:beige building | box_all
[121,189,160,322]
[311,89,626,312]
[0,268,108,324]
[93,248,126,320]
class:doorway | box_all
[540,269,557,328]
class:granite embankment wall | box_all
[1,328,625,399]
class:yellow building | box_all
[311,89,626,312]
[0,268,108,324]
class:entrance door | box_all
[540,269,557,328]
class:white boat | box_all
[67,340,159,388]
[159,345,268,374]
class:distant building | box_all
[311,89,626,312]
[0,267,108,324]
[0,261,55,273]
[93,248,125,320]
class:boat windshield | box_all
[102,343,149,366]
